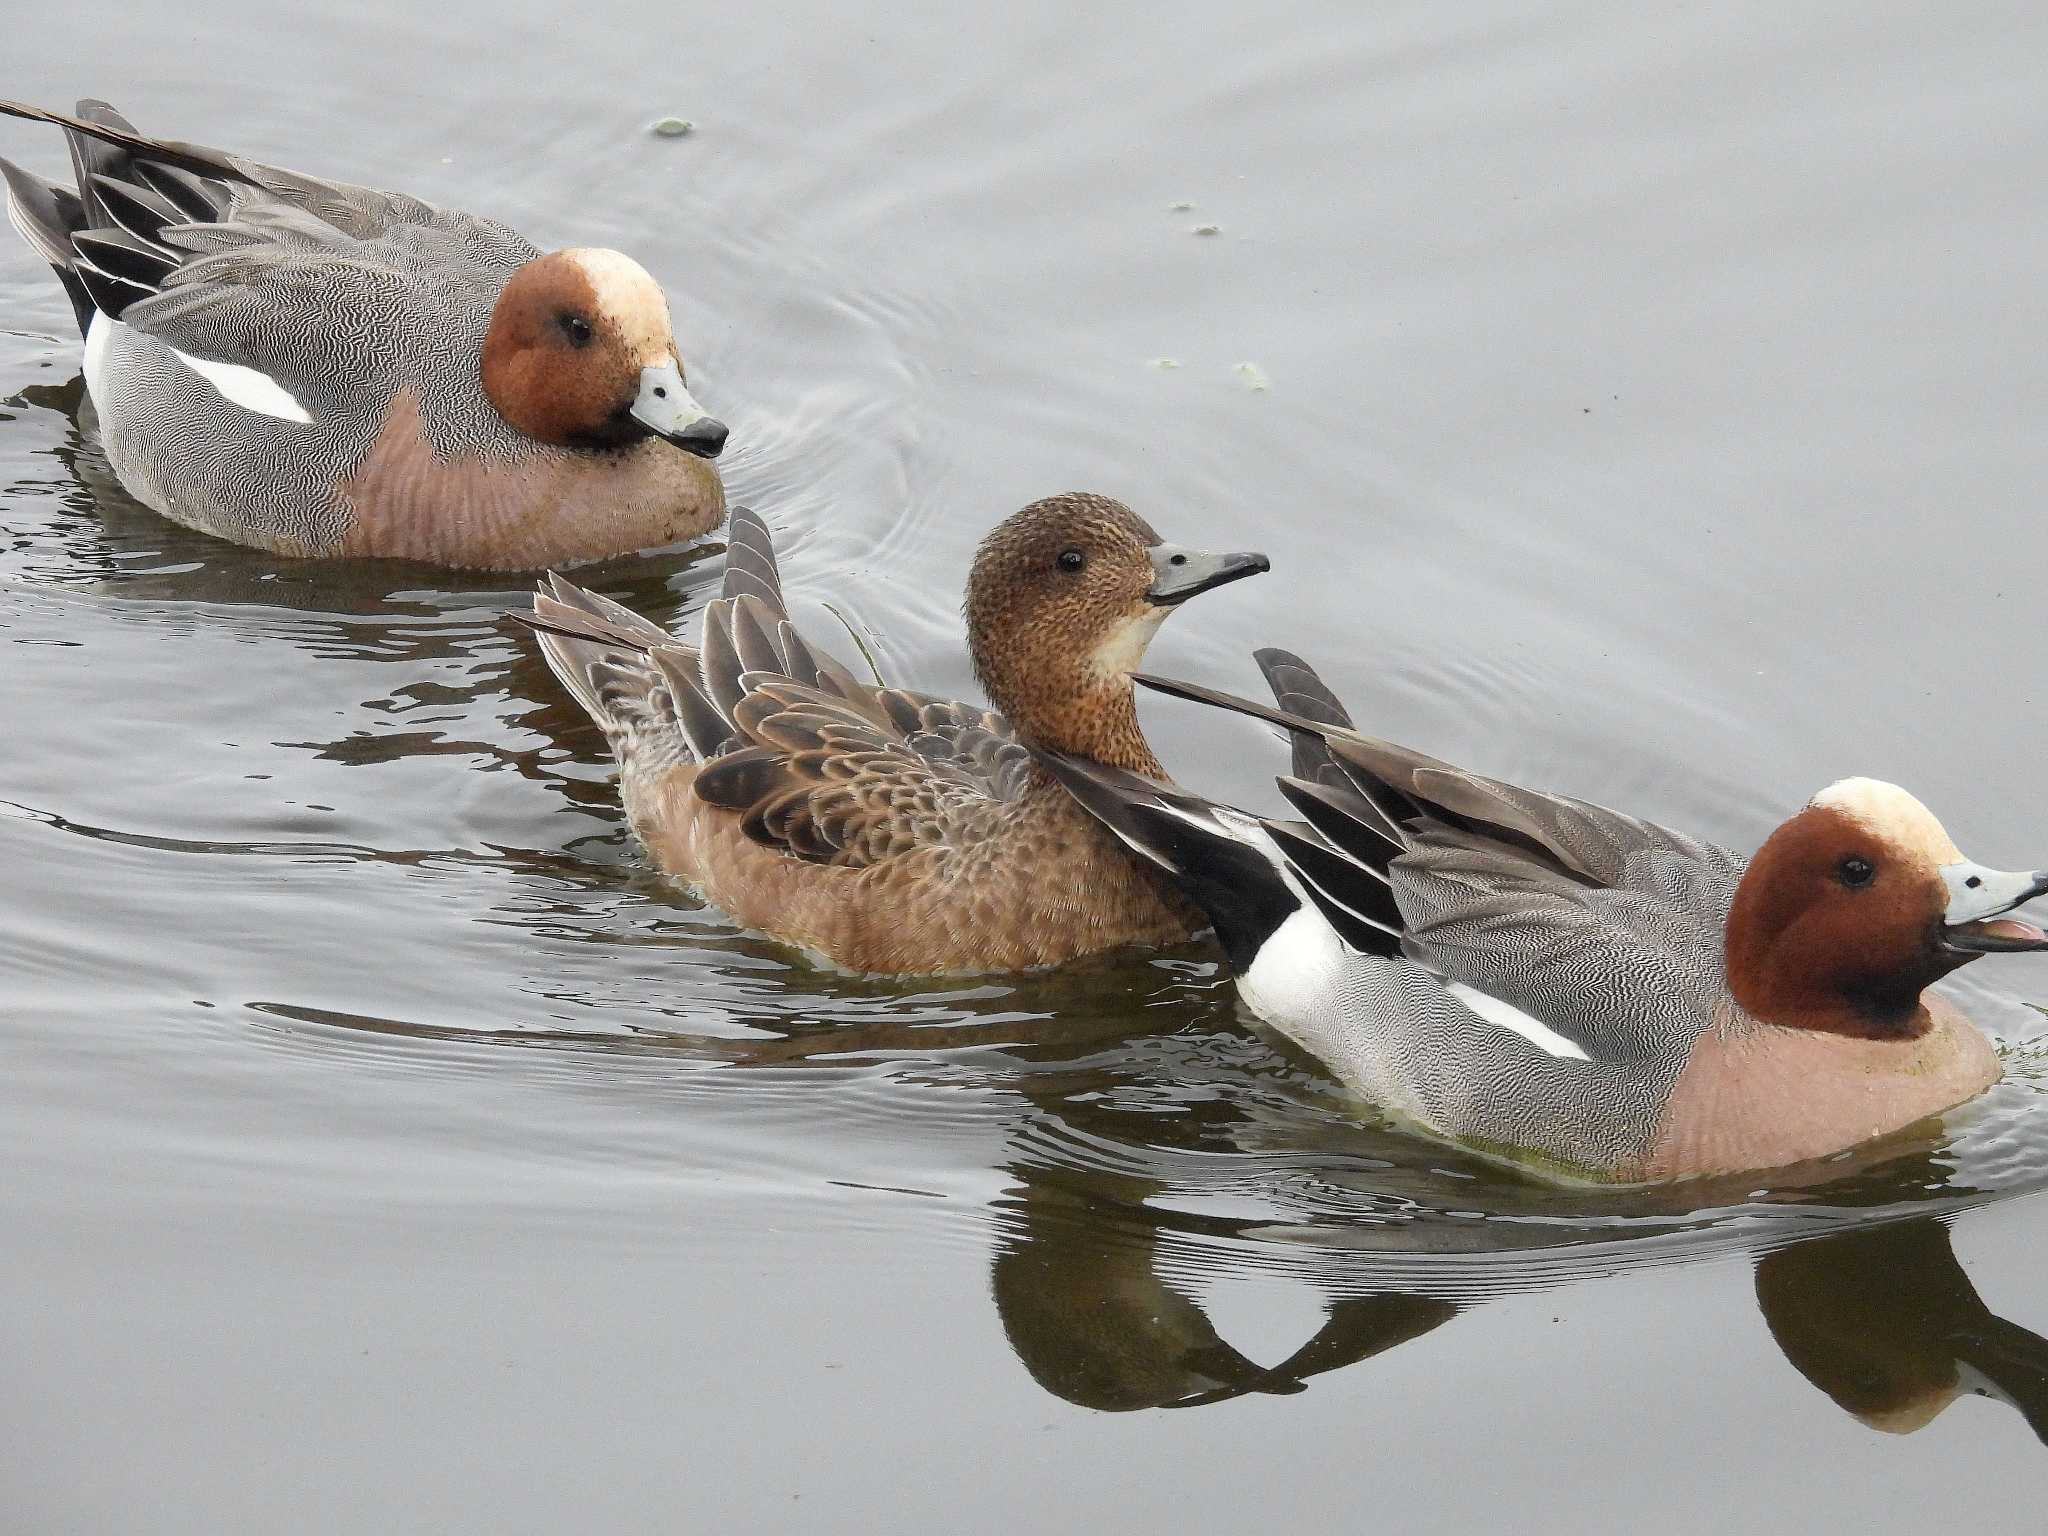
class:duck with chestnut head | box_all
[1046,651,2046,1183]
[517,494,1267,974]
[0,98,726,567]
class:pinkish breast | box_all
[334,389,724,568]
[1626,994,2001,1181]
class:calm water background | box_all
[5,3,2048,1530]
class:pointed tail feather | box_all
[0,99,243,335]
[1261,820,1404,957]
[0,99,255,189]
[63,101,140,230]
[699,509,873,709]
[0,155,94,334]
[720,506,785,611]
[513,576,704,775]
[1255,647,1354,786]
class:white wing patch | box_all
[1446,982,1592,1061]
[170,346,314,424]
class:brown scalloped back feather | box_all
[518,508,1201,972]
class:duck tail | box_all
[1039,755,1300,972]
[515,574,732,776]
[1253,647,1355,784]
[1953,1312,2048,1447]
[1,99,235,338]
[0,98,250,189]
[0,152,93,336]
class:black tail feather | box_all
[70,254,155,321]
[0,154,94,334]
[1276,773,1405,868]
[90,172,185,249]
[71,227,177,288]
[132,161,228,223]
[1262,821,1403,956]
[1039,754,1297,972]
[0,98,245,335]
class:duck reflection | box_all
[1756,1217,2048,1440]
[993,1170,1456,1410]
[990,1163,2048,1438]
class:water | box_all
[5,3,2048,1530]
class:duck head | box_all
[964,492,1267,772]
[1725,777,2048,1038]
[481,247,728,460]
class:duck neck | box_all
[1726,970,1937,1041]
[979,653,1164,777]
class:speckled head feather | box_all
[964,492,1173,771]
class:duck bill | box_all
[627,361,729,459]
[1145,544,1270,606]
[1939,862,2048,954]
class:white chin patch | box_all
[1091,607,1170,679]
[170,345,313,425]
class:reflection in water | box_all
[7,5,2048,1523]
[1757,1218,2048,1440]
[994,1170,1455,1411]
[991,1156,2048,1443]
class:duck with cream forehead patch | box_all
[0,99,727,568]
[1050,655,2048,1184]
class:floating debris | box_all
[1148,357,1182,370]
[1168,200,1194,212]
[650,117,695,138]
[1234,361,1271,392]
[1192,223,1220,236]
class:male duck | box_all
[1049,651,2048,1183]
[0,99,727,567]
[519,494,1267,973]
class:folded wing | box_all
[523,509,1039,870]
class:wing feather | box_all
[520,514,1033,872]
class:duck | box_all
[1046,649,2048,1184]
[516,494,1268,973]
[0,98,727,568]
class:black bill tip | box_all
[1146,545,1270,606]
[664,415,729,460]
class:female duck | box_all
[1050,651,2048,1183]
[0,99,726,567]
[520,494,1267,973]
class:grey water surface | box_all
[5,3,2048,1531]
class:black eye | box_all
[1056,548,1085,572]
[558,313,593,348]
[1837,855,1876,888]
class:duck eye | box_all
[1837,855,1876,888]
[558,312,594,348]
[1056,548,1085,572]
